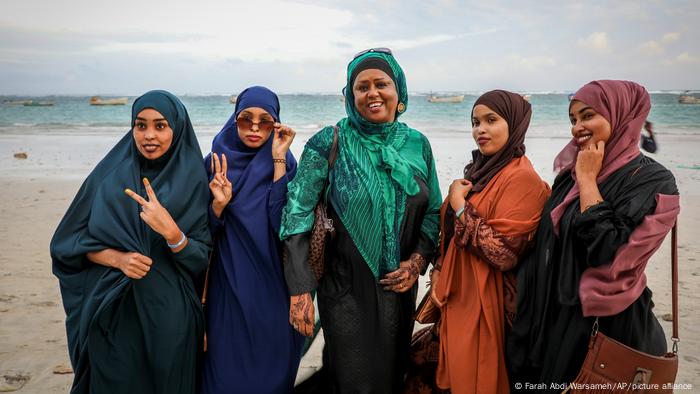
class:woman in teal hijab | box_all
[281,49,441,392]
[50,90,211,394]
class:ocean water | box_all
[1,93,699,138]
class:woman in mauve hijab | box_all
[508,80,680,391]
[199,86,303,394]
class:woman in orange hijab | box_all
[432,90,550,393]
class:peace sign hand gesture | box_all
[209,152,232,218]
[125,178,184,248]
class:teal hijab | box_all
[330,51,436,277]
[50,90,210,389]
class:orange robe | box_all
[434,156,550,393]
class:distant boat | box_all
[229,95,237,104]
[23,100,54,107]
[90,96,128,106]
[427,94,464,103]
[678,91,700,104]
[4,99,34,105]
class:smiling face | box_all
[569,100,612,149]
[132,108,174,160]
[352,68,399,124]
[236,107,275,148]
[471,104,509,156]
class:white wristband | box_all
[167,231,186,249]
[455,205,466,219]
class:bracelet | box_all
[167,231,187,249]
[582,200,604,212]
[273,158,286,164]
[455,205,466,219]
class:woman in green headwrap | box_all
[281,49,441,392]
[50,90,211,393]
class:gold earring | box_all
[397,102,406,113]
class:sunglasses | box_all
[352,47,393,60]
[236,117,275,133]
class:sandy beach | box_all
[1,129,699,392]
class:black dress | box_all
[507,154,678,391]
[287,178,435,394]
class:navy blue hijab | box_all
[202,86,301,392]
[209,85,296,211]
[206,84,297,275]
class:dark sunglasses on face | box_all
[237,117,275,133]
[352,47,393,60]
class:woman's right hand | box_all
[289,292,315,337]
[117,251,153,279]
[448,179,472,212]
[209,153,233,217]
[87,249,152,279]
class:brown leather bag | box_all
[566,224,680,394]
[415,290,439,324]
[306,126,340,281]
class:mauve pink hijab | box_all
[550,80,650,234]
[580,194,679,317]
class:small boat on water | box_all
[23,100,55,107]
[229,95,237,104]
[679,91,700,104]
[427,94,464,103]
[90,96,128,106]
[4,99,34,105]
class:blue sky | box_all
[1,0,698,95]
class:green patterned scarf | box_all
[330,52,429,277]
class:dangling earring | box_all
[397,102,406,113]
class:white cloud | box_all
[507,54,557,70]
[662,32,681,44]
[640,40,664,56]
[677,52,699,64]
[577,32,611,53]
[2,0,357,62]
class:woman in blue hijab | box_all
[50,90,211,393]
[200,86,303,393]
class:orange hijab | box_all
[434,156,549,393]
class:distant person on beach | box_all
[199,86,304,393]
[508,80,679,391]
[641,120,658,153]
[50,90,211,393]
[423,90,550,393]
[280,48,442,393]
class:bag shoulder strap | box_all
[672,223,679,352]
[320,126,339,204]
[328,125,340,168]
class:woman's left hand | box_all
[380,253,426,293]
[126,178,182,244]
[271,123,296,159]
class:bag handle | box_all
[671,223,679,353]
[320,126,340,204]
